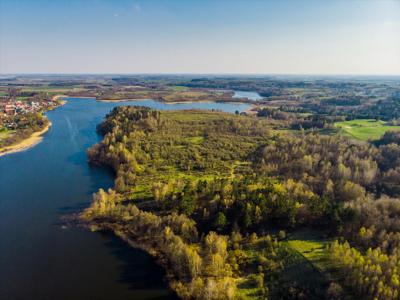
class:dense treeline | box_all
[83,106,400,299]
[256,133,400,198]
[343,196,400,254]
[376,131,400,146]
[257,107,341,130]
[152,176,321,232]
[329,241,400,299]
[84,188,304,299]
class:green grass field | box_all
[334,119,400,141]
[237,231,336,299]
[285,230,332,276]
[282,231,332,299]
[0,130,15,141]
[168,85,189,91]
[284,230,355,299]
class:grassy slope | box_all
[0,130,15,140]
[334,119,400,141]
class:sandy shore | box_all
[0,122,52,157]
[52,94,68,101]
[243,104,259,115]
[0,95,68,157]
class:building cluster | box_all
[0,98,56,116]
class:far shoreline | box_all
[96,98,254,106]
[78,96,259,115]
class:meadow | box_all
[334,119,400,141]
[0,129,15,141]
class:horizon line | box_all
[1,72,400,77]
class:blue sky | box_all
[0,0,399,74]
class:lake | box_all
[0,98,250,300]
[233,90,263,101]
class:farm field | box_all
[334,119,400,141]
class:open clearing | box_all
[334,119,400,141]
[284,230,355,300]
[282,230,332,299]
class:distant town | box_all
[0,89,59,129]
[0,85,64,153]
[1,89,58,115]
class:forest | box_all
[81,105,400,299]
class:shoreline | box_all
[57,93,253,106]
[82,220,178,297]
[0,96,252,158]
[52,94,68,101]
[96,98,152,103]
[0,95,67,158]
[0,122,52,157]
[243,104,259,115]
[161,100,246,105]
[96,98,250,106]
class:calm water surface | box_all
[233,90,263,101]
[0,98,249,300]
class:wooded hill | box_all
[83,106,400,300]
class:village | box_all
[1,95,58,115]
[1,99,45,115]
[0,89,60,128]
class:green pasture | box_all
[334,119,400,141]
